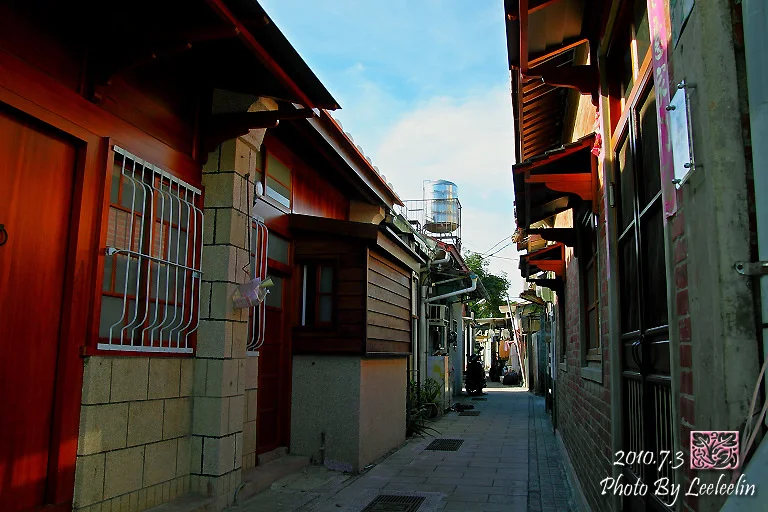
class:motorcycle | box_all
[465,354,486,396]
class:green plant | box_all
[406,377,442,438]
[423,378,441,404]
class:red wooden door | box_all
[0,106,76,511]
[256,270,291,455]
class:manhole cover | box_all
[471,397,487,401]
[361,494,426,512]
[459,411,481,416]
[424,438,464,451]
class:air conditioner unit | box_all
[428,304,448,325]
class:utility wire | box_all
[486,242,514,257]
[479,233,515,255]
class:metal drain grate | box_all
[424,438,464,451]
[471,397,487,401]
[459,411,481,416]
[361,494,426,511]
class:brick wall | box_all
[73,357,194,511]
[554,141,613,511]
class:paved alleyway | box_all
[228,384,579,512]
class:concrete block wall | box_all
[242,356,259,470]
[73,357,194,512]
[189,137,256,509]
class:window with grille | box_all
[247,216,268,353]
[99,146,203,353]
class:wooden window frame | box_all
[578,210,601,362]
[298,260,337,328]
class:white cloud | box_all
[368,86,527,295]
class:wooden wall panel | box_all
[292,238,366,354]
[266,137,349,221]
[366,251,412,355]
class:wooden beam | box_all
[523,104,561,123]
[529,0,565,15]
[519,0,529,73]
[202,109,314,154]
[529,38,589,67]
[525,65,599,96]
[528,227,578,247]
[205,0,318,108]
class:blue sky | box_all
[261,0,524,292]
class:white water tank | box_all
[424,180,459,233]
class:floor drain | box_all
[424,438,464,451]
[459,411,481,416]
[361,494,426,511]
[471,397,487,401]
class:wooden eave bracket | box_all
[527,227,577,248]
[202,109,314,154]
[528,277,563,296]
[524,242,566,277]
[523,65,598,97]
[525,171,594,201]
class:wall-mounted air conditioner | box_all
[428,304,448,325]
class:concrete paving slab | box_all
[226,386,579,512]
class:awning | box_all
[513,134,597,229]
[504,0,603,162]
[520,242,566,278]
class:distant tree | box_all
[463,251,510,319]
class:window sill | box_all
[580,365,603,384]
[559,362,567,373]
[257,195,291,215]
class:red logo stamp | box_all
[690,431,739,470]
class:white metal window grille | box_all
[99,146,203,353]
[247,214,268,353]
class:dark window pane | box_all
[319,266,333,293]
[266,274,283,309]
[267,233,290,264]
[588,308,599,351]
[587,259,596,305]
[622,47,634,102]
[619,235,640,333]
[616,135,636,232]
[634,0,651,65]
[641,202,668,328]
[318,296,332,323]
[638,87,661,207]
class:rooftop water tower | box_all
[423,180,461,244]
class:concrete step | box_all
[234,453,311,504]
[143,494,216,512]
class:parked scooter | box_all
[465,354,486,396]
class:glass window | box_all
[301,263,335,326]
[266,153,291,208]
[267,233,290,265]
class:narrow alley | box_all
[229,385,578,512]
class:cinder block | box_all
[242,421,256,456]
[82,357,112,405]
[199,282,212,319]
[201,245,237,283]
[176,436,191,477]
[110,358,149,403]
[218,139,237,173]
[203,146,221,174]
[228,395,244,434]
[196,320,232,359]
[193,359,207,396]
[192,396,229,437]
[163,398,192,440]
[236,359,246,395]
[203,436,236,476]
[205,359,239,398]
[73,453,105,508]
[148,358,181,399]
[144,439,177,487]
[214,208,248,250]
[202,172,235,208]
[245,390,258,422]
[180,359,194,397]
[203,210,215,245]
[234,432,243,470]
[209,282,239,322]
[127,400,163,447]
[104,446,144,499]
[190,436,203,475]
[232,322,248,359]
[78,403,128,455]
[245,356,258,389]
